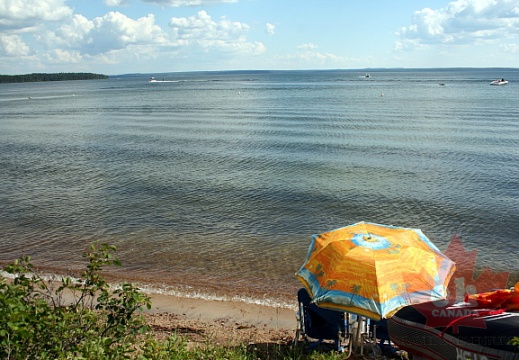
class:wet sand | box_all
[144,292,297,345]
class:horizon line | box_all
[112,66,519,77]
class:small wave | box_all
[138,284,297,310]
[0,271,296,310]
[0,94,78,102]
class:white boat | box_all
[490,78,508,85]
[148,77,177,83]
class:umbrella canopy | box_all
[296,221,456,320]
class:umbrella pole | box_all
[351,316,374,357]
[357,317,367,355]
[351,316,363,353]
[340,313,353,358]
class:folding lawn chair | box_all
[293,288,351,354]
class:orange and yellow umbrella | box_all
[296,222,456,320]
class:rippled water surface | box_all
[1,69,518,305]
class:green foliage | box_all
[0,242,150,359]
[140,333,253,360]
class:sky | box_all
[1,0,519,75]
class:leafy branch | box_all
[0,242,151,359]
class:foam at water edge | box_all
[0,271,297,310]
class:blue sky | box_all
[1,0,518,75]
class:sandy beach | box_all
[142,293,389,360]
[143,292,297,346]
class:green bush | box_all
[0,242,151,359]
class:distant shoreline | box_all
[112,67,519,78]
[0,73,108,83]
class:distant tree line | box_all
[0,72,108,83]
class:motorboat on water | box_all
[148,77,177,83]
[490,78,508,85]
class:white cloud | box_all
[501,42,519,52]
[297,43,317,50]
[197,38,265,55]
[92,12,165,50]
[397,0,519,48]
[266,23,275,36]
[104,0,130,6]
[297,51,343,64]
[0,0,264,73]
[0,34,29,56]
[168,10,264,54]
[170,11,249,39]
[53,12,166,55]
[45,48,82,63]
[0,0,72,30]
[141,0,238,7]
[53,14,94,47]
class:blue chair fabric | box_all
[296,288,346,347]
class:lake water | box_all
[1,68,518,307]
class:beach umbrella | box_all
[296,221,456,320]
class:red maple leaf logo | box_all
[415,234,510,333]
[444,234,510,300]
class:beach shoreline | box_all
[145,291,297,330]
[142,292,388,360]
[143,291,298,350]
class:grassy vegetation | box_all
[0,242,342,359]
